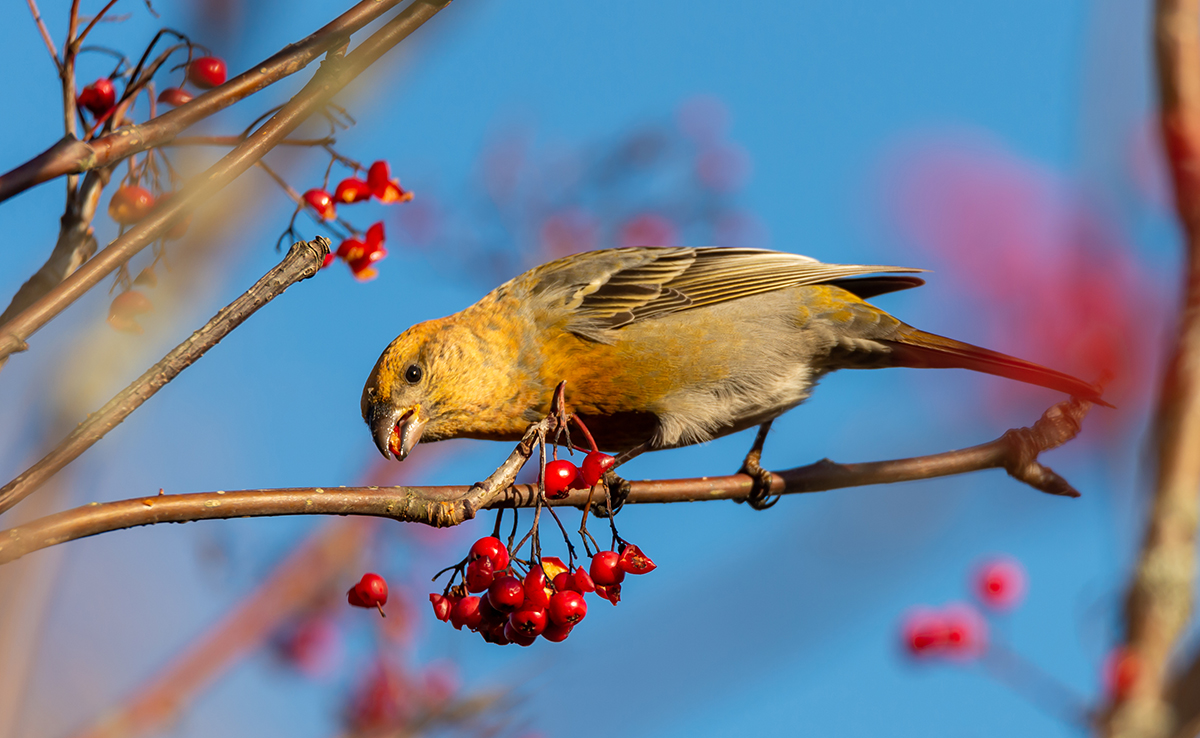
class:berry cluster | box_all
[79,56,227,130]
[900,557,1025,660]
[305,160,413,281]
[427,535,655,646]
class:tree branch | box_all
[0,0,453,367]
[1105,1,1200,737]
[0,237,329,517]
[0,397,1094,566]
[0,0,407,204]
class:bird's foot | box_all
[739,420,779,510]
[592,470,631,519]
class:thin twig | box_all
[0,397,1094,565]
[26,0,60,71]
[1105,2,1200,737]
[75,0,120,49]
[0,0,453,367]
[0,237,329,516]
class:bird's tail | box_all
[883,327,1112,407]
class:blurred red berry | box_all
[618,213,677,248]
[543,459,578,499]
[156,87,193,107]
[108,185,155,225]
[974,557,1026,610]
[580,451,615,487]
[503,620,537,647]
[274,616,340,677]
[367,160,414,203]
[334,177,373,204]
[541,621,573,642]
[548,590,587,626]
[465,556,495,593]
[321,252,335,269]
[618,543,656,575]
[450,595,484,631]
[348,573,388,614]
[573,566,596,593]
[188,56,227,88]
[595,583,621,605]
[470,536,511,572]
[487,575,525,613]
[429,593,452,622]
[589,550,625,586]
[303,188,336,221]
[524,566,551,610]
[1104,647,1140,700]
[901,607,946,656]
[941,604,987,658]
[77,78,116,117]
[107,290,153,334]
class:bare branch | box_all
[0,237,330,517]
[0,397,1094,566]
[0,0,452,367]
[26,0,60,71]
[1105,1,1200,737]
[165,135,336,147]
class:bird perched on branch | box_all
[362,247,1105,506]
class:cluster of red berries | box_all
[79,56,227,124]
[428,535,655,646]
[308,160,413,281]
[543,451,616,498]
[901,557,1026,660]
[347,572,389,616]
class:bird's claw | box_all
[592,471,631,518]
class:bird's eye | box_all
[404,364,423,384]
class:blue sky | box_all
[0,0,1175,736]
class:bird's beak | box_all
[368,403,427,461]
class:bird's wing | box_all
[545,247,925,341]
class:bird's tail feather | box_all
[884,328,1112,407]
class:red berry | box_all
[303,188,336,220]
[429,593,452,622]
[348,573,388,612]
[580,452,616,487]
[974,557,1026,610]
[509,607,547,637]
[470,536,511,571]
[77,78,116,117]
[503,620,537,647]
[1104,647,1140,700]
[595,583,622,605]
[618,543,656,575]
[487,575,525,613]
[334,177,373,204]
[108,185,155,225]
[524,567,551,610]
[476,595,506,627]
[941,604,987,658]
[541,621,573,642]
[450,595,483,631]
[107,290,154,334]
[573,566,596,593]
[553,571,577,594]
[156,87,193,107]
[187,56,227,88]
[589,550,625,586]
[367,160,413,203]
[901,608,946,656]
[465,556,495,593]
[548,590,587,626]
[544,460,578,499]
[480,620,510,646]
[321,252,335,269]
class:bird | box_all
[361,247,1105,501]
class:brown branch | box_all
[0,0,407,204]
[165,135,336,147]
[26,0,60,71]
[0,237,329,517]
[0,0,453,367]
[1105,2,1200,737]
[0,397,1093,566]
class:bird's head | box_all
[361,320,456,461]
